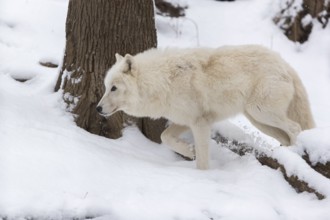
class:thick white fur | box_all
[97,45,315,170]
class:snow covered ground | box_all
[1,0,330,219]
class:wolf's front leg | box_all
[161,124,195,159]
[191,123,211,170]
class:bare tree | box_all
[274,0,330,43]
[55,0,167,142]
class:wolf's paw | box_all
[182,144,195,160]
[175,144,195,160]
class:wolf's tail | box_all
[287,67,315,130]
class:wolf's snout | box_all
[96,106,103,114]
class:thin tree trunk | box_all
[55,0,167,142]
[274,0,329,43]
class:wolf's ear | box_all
[115,53,124,62]
[122,54,135,74]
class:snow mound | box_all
[296,127,330,165]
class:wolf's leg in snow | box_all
[191,123,210,170]
[244,112,290,146]
[161,124,195,159]
[246,106,301,145]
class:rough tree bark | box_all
[274,0,330,43]
[55,0,167,142]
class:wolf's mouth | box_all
[99,107,119,118]
[111,107,119,114]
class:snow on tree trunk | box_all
[55,0,167,142]
[213,133,330,200]
[274,0,330,43]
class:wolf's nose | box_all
[96,106,102,113]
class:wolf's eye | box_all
[111,86,117,92]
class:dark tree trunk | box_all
[274,0,330,43]
[55,0,167,142]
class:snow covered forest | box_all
[1,0,330,219]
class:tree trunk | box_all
[55,0,167,142]
[274,0,330,43]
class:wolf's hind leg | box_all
[161,124,195,159]
[244,112,290,146]
[245,105,301,145]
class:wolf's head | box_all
[96,53,138,117]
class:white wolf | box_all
[97,45,315,170]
